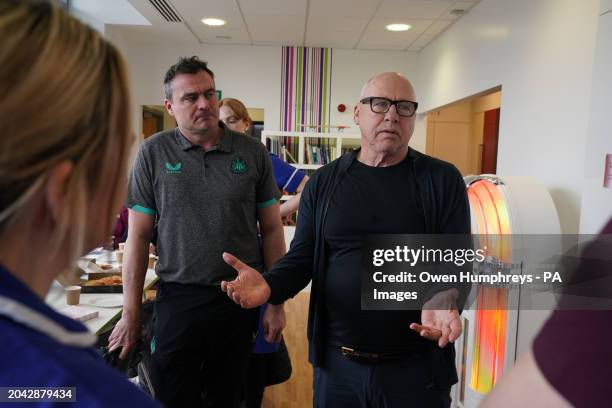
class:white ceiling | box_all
[93,0,480,51]
[72,0,150,25]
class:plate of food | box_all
[87,295,123,308]
[81,275,123,293]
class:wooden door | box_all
[481,108,500,174]
[142,116,160,139]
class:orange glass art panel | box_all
[467,179,511,395]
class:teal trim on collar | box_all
[256,198,277,209]
[131,204,156,216]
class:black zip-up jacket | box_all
[263,148,470,385]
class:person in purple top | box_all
[0,1,159,407]
[483,217,612,407]
[112,206,129,248]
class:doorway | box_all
[425,88,501,176]
[246,107,264,141]
[481,108,500,174]
[141,105,176,139]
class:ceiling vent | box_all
[450,9,467,16]
[148,0,181,22]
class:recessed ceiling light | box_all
[386,23,411,32]
[202,18,226,26]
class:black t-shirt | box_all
[324,155,429,354]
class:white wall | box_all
[108,0,606,233]
[579,7,612,233]
[329,50,419,124]
[329,48,422,150]
[412,115,427,153]
[104,40,282,141]
[106,34,423,153]
[416,0,600,234]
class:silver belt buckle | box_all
[341,346,354,357]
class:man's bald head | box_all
[359,72,416,102]
[353,72,418,166]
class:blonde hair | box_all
[219,98,253,130]
[0,1,132,261]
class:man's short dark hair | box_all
[163,56,215,100]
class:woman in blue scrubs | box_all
[0,1,159,406]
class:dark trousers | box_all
[150,281,259,408]
[314,346,452,408]
[244,353,267,408]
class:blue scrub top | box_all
[254,155,306,354]
[0,263,160,407]
[270,153,306,193]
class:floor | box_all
[262,291,313,407]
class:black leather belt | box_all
[339,346,403,363]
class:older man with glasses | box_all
[221,72,470,408]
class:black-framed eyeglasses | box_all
[360,97,418,117]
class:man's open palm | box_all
[410,289,462,347]
[221,252,271,308]
[410,309,462,348]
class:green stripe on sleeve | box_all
[256,198,277,209]
[131,204,156,216]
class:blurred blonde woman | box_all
[0,1,159,406]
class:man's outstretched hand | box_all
[221,252,271,308]
[410,289,462,348]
